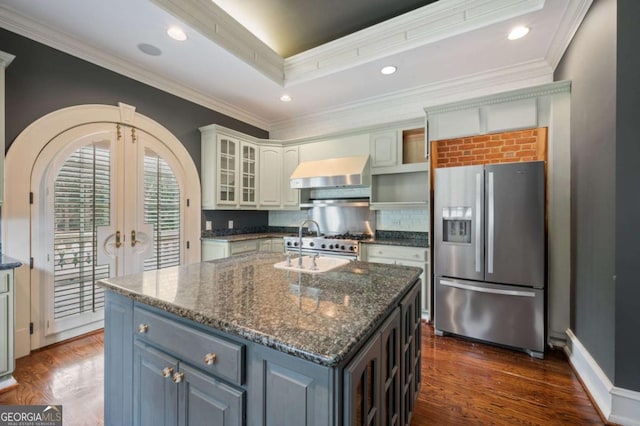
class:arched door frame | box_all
[3,103,201,358]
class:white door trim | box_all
[3,103,201,358]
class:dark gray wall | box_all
[1,28,270,230]
[615,0,640,391]
[1,28,268,170]
[554,0,616,379]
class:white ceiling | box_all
[0,0,591,136]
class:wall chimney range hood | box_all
[290,156,370,189]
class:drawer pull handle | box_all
[204,352,217,365]
[137,323,149,334]
[162,367,174,378]
[172,371,184,383]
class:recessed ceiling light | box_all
[381,66,397,75]
[167,26,187,41]
[280,94,292,102]
[508,26,530,41]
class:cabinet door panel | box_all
[248,346,331,426]
[282,146,299,208]
[370,130,398,168]
[259,146,282,207]
[344,332,381,426]
[133,341,179,426]
[105,291,134,426]
[0,292,9,375]
[179,363,244,426]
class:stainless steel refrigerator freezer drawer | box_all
[435,277,544,355]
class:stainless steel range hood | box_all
[290,155,370,189]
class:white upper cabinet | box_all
[282,145,299,209]
[370,126,427,174]
[370,130,398,168]
[201,125,300,210]
[258,145,282,207]
[200,125,259,210]
[239,141,258,207]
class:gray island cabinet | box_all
[100,253,422,426]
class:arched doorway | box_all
[3,103,201,353]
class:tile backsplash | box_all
[376,208,429,232]
[269,208,428,232]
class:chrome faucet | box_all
[298,219,321,267]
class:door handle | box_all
[131,230,140,247]
[439,279,535,297]
[115,231,122,248]
[475,172,482,273]
[487,172,495,274]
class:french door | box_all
[31,122,185,347]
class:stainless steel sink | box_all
[273,256,350,274]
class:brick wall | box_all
[432,127,547,168]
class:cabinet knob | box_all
[204,352,217,365]
[137,323,149,334]
[172,371,184,383]
[162,367,174,378]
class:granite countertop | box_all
[0,253,23,270]
[98,252,421,367]
[201,232,291,242]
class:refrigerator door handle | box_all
[475,172,482,273]
[487,171,495,274]
[439,279,536,298]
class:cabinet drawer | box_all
[365,244,427,262]
[230,240,258,255]
[134,307,245,386]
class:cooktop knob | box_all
[286,241,291,246]
[340,245,346,250]
[349,246,355,251]
[321,244,326,249]
[309,242,315,247]
[329,244,334,249]
[293,241,299,247]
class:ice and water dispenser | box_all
[441,207,473,244]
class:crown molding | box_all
[424,80,571,115]
[151,0,545,86]
[270,59,554,139]
[150,0,284,85]
[0,50,16,68]
[0,4,271,131]
[283,0,545,86]
[546,0,593,70]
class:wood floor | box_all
[0,325,603,425]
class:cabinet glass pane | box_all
[229,143,235,155]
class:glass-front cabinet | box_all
[214,135,258,209]
[239,142,257,206]
[217,135,238,206]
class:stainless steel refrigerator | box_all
[434,161,545,358]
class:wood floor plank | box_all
[0,325,604,425]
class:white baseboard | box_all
[565,329,640,426]
[0,375,17,392]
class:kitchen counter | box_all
[99,252,421,366]
[0,254,22,270]
[361,237,429,248]
[200,232,290,242]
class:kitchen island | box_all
[99,252,422,426]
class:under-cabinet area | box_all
[100,253,422,426]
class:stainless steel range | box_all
[283,232,372,259]
[283,198,375,259]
